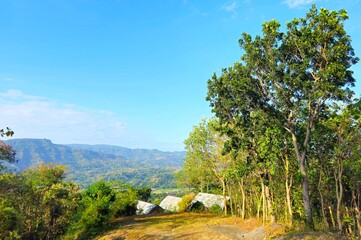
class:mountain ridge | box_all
[4,138,185,188]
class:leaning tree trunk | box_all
[328,205,336,228]
[290,129,314,230]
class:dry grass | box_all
[96,212,264,240]
[96,213,339,240]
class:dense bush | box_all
[66,180,117,239]
[66,180,145,239]
[0,200,23,239]
[112,188,138,217]
[137,187,152,202]
[178,193,195,212]
[210,204,222,215]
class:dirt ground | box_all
[96,212,285,240]
[96,212,342,240]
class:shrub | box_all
[66,181,116,239]
[111,190,138,217]
[210,204,222,214]
[178,193,195,212]
[137,187,152,202]
[0,201,23,239]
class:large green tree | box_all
[179,118,232,215]
[207,5,358,228]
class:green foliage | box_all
[66,180,143,239]
[205,4,358,229]
[111,190,138,218]
[178,193,195,212]
[210,204,222,215]
[0,200,23,239]
[0,128,14,137]
[83,180,115,201]
[69,181,116,238]
[177,118,230,194]
[23,162,67,187]
[79,200,111,229]
[0,163,80,240]
[137,187,152,202]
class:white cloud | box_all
[221,1,240,19]
[0,89,43,100]
[222,2,238,12]
[0,89,128,145]
[283,0,317,8]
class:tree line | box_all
[177,5,360,237]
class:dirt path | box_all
[96,213,281,240]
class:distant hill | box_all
[67,144,185,167]
[5,138,185,188]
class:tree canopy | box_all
[206,5,358,230]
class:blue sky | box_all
[1,0,360,151]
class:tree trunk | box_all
[239,178,246,220]
[345,207,353,235]
[291,131,314,229]
[284,157,293,226]
[227,183,234,216]
[301,160,313,229]
[261,181,266,223]
[285,179,293,224]
[249,192,253,218]
[352,190,361,238]
[200,176,204,193]
[257,191,261,219]
[265,185,275,223]
[221,179,228,216]
[334,158,343,234]
[328,205,336,228]
[318,173,329,229]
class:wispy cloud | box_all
[222,2,238,12]
[182,0,209,16]
[0,89,44,100]
[283,0,317,8]
[0,89,128,146]
[221,1,239,18]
